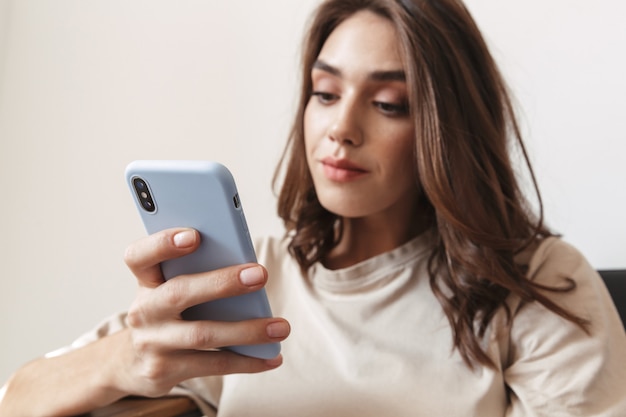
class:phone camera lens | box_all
[133,177,156,213]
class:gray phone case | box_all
[125,160,280,359]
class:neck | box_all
[323,199,431,270]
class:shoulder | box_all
[527,236,592,284]
[508,236,624,348]
[252,234,300,285]
[522,236,607,321]
[252,234,303,314]
[502,237,626,414]
[253,234,291,269]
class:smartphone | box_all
[125,160,280,359]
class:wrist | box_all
[95,329,136,401]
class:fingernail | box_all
[173,230,196,248]
[266,321,290,339]
[239,266,265,286]
[265,354,283,367]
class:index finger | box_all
[149,263,268,319]
[124,228,200,288]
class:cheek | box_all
[397,138,415,167]
[303,103,326,156]
[385,130,417,180]
[382,123,414,157]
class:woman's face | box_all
[304,10,419,221]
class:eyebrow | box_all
[312,59,406,82]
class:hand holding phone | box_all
[125,160,281,359]
[121,228,287,397]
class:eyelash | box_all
[311,91,338,104]
[311,91,409,117]
[374,101,409,116]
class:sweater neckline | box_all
[308,231,434,293]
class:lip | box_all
[320,157,368,182]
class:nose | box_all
[328,98,364,147]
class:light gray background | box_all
[1,0,624,383]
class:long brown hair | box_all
[273,0,586,368]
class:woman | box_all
[2,0,624,416]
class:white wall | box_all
[0,0,318,383]
[1,0,624,383]
[464,0,626,271]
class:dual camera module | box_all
[132,177,156,213]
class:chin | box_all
[317,192,376,219]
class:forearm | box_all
[0,330,131,417]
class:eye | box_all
[311,91,339,105]
[374,101,409,116]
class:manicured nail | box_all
[173,230,196,248]
[265,354,283,367]
[239,266,265,286]
[266,321,290,339]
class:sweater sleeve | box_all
[44,312,129,358]
[504,238,626,417]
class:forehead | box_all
[317,10,404,73]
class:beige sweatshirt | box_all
[58,234,626,416]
